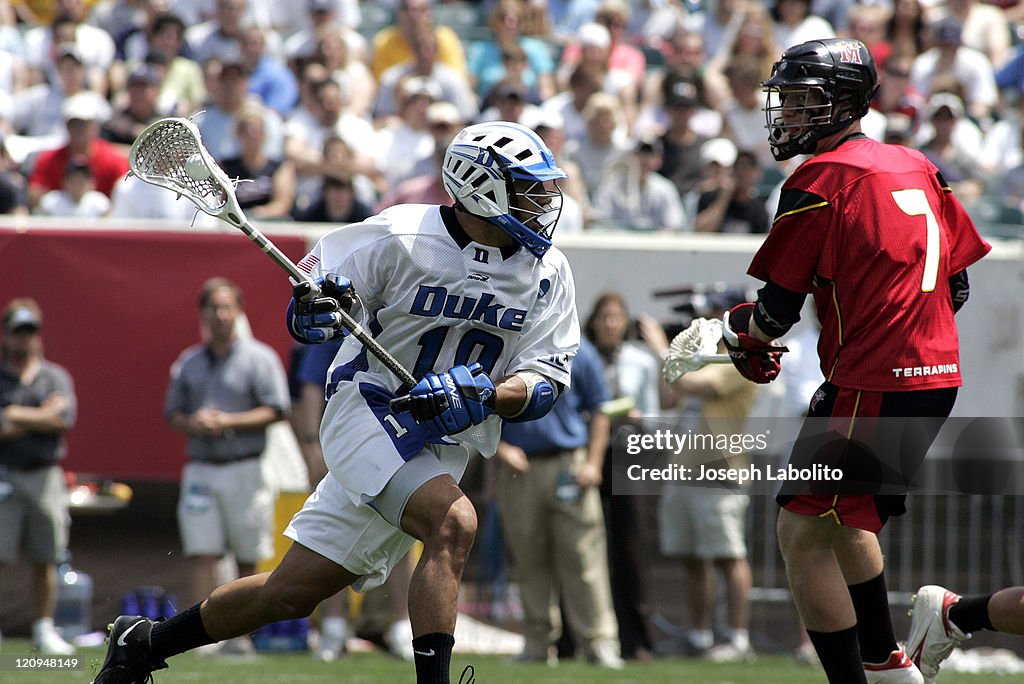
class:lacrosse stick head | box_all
[128,117,246,228]
[663,317,724,383]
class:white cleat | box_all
[705,642,756,663]
[315,617,348,662]
[31,618,75,655]
[906,585,970,684]
[387,619,415,662]
[587,639,625,670]
[864,646,923,683]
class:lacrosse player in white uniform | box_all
[93,121,580,684]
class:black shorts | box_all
[776,382,957,532]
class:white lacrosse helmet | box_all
[442,120,567,259]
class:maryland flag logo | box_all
[839,42,863,64]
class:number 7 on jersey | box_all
[891,188,940,293]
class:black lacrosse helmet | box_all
[761,38,878,161]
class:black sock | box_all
[807,626,868,684]
[412,632,455,684]
[150,603,215,662]
[948,594,994,634]
[848,572,898,663]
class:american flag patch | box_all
[297,253,319,274]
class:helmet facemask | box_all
[503,168,564,245]
[763,85,834,160]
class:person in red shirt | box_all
[27,91,129,210]
[720,38,990,684]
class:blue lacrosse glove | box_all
[286,273,355,343]
[392,363,496,440]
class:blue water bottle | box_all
[55,553,93,639]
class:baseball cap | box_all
[217,45,251,76]
[884,112,913,140]
[933,17,963,45]
[579,22,611,49]
[925,92,965,119]
[307,0,334,12]
[128,64,161,86]
[61,91,110,123]
[635,136,663,155]
[56,44,84,64]
[520,107,564,132]
[491,80,529,101]
[3,305,42,333]
[700,137,738,167]
[707,287,748,312]
[219,54,252,76]
[400,76,442,101]
[426,101,461,127]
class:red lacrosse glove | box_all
[721,303,789,384]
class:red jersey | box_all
[28,140,130,198]
[748,136,991,391]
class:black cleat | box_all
[91,616,167,683]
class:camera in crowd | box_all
[647,282,753,339]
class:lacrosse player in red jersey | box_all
[92,121,579,684]
[718,39,991,684]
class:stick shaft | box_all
[238,220,417,387]
[237,221,311,285]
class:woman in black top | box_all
[220,105,296,219]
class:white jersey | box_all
[297,203,580,458]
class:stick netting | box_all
[129,118,230,214]
[663,317,723,382]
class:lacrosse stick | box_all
[128,116,417,388]
[662,317,731,383]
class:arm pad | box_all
[505,371,559,422]
[753,280,806,339]
[949,269,969,313]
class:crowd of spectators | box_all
[6,0,1020,666]
[0,0,1020,233]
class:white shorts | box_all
[177,458,275,563]
[657,487,750,560]
[285,381,469,591]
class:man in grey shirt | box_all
[165,277,290,614]
[0,298,77,655]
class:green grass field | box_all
[4,641,1024,684]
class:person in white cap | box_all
[593,136,685,232]
[556,22,636,128]
[376,101,464,210]
[0,298,78,655]
[26,91,125,211]
[376,75,444,190]
[916,92,985,201]
[694,139,769,234]
[909,17,997,123]
[11,46,94,141]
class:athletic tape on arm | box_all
[505,371,558,422]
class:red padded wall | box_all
[0,228,308,480]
